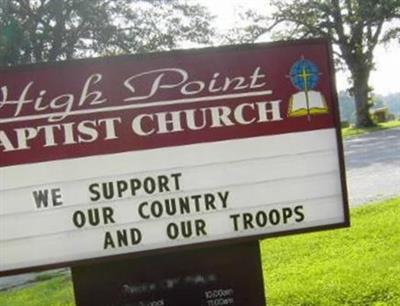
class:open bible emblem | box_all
[287,57,329,120]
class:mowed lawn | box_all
[341,120,400,138]
[261,197,400,305]
[0,197,399,306]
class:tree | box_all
[383,92,400,115]
[224,0,400,128]
[338,90,356,123]
[0,0,215,66]
[271,0,400,127]
[221,10,271,45]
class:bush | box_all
[340,121,350,128]
[370,107,388,123]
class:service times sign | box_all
[0,39,349,275]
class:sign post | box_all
[1,39,349,304]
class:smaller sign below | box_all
[72,242,266,306]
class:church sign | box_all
[0,39,349,275]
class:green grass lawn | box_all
[0,274,74,306]
[0,197,399,306]
[261,197,400,305]
[341,120,400,138]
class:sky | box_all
[197,0,399,95]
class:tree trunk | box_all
[351,68,375,128]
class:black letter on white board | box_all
[33,188,63,209]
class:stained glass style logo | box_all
[287,57,329,120]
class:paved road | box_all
[0,269,67,291]
[0,273,37,291]
[344,127,400,206]
[1,128,399,290]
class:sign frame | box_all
[0,38,350,276]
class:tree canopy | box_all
[225,0,400,127]
[0,0,215,66]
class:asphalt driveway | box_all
[344,127,400,206]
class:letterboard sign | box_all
[0,39,349,275]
